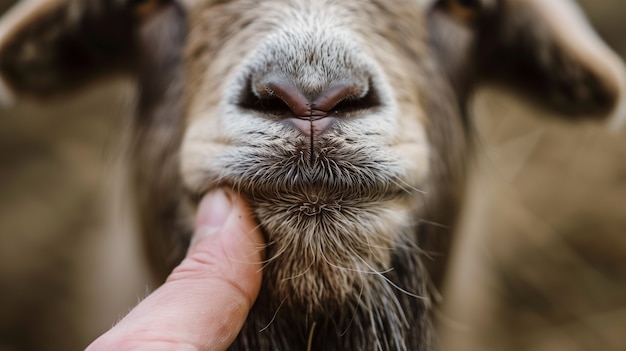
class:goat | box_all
[1,0,624,349]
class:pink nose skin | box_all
[256,81,363,136]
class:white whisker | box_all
[259,296,288,333]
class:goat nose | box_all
[240,77,379,136]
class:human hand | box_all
[86,189,264,351]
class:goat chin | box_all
[0,0,624,350]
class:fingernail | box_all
[195,189,233,229]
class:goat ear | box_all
[474,0,626,126]
[0,0,164,105]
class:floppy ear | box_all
[0,0,165,104]
[0,0,189,282]
[433,0,626,127]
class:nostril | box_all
[239,78,313,118]
[264,82,311,116]
[238,80,296,118]
[254,96,294,116]
[238,77,380,119]
[321,81,380,115]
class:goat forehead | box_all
[190,0,429,11]
[188,0,427,34]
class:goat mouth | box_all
[204,161,409,208]
[197,175,405,205]
[186,138,415,208]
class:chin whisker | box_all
[259,296,288,333]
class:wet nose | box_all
[240,76,379,136]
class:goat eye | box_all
[445,0,483,22]
[131,0,161,18]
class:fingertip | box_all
[195,188,233,228]
[191,188,264,250]
[187,188,265,299]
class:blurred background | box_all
[0,1,625,350]
[442,1,626,350]
[0,1,151,350]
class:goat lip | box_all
[287,116,337,136]
[190,169,410,209]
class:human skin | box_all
[86,189,264,351]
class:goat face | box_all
[181,0,454,312]
[1,0,624,349]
